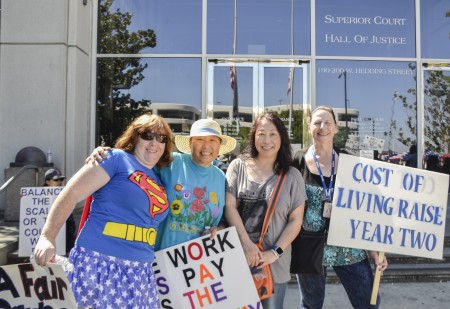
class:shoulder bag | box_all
[252,172,287,300]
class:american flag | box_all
[230,64,236,91]
[287,67,294,95]
[230,64,239,119]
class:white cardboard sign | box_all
[363,135,385,151]
[0,263,77,308]
[154,226,261,309]
[328,154,448,259]
[19,187,66,257]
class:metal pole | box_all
[288,0,294,139]
[289,69,294,139]
[338,71,349,140]
[344,71,348,139]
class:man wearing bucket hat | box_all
[87,118,237,250]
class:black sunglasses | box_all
[139,131,168,144]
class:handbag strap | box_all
[259,172,287,243]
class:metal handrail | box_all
[0,165,39,194]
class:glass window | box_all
[158,110,196,119]
[263,66,305,145]
[214,111,231,119]
[207,0,310,55]
[316,0,415,57]
[423,69,450,155]
[97,57,201,146]
[98,0,202,54]
[316,60,417,161]
[421,1,450,59]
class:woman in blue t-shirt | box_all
[34,113,173,309]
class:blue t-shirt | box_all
[155,153,225,250]
[76,149,169,262]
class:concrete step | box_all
[7,250,30,264]
[323,263,450,284]
[385,247,450,264]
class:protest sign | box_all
[19,187,66,257]
[154,226,261,309]
[345,138,360,151]
[328,154,449,259]
[363,135,385,152]
[0,263,77,308]
[360,149,374,159]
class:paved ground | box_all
[284,281,450,308]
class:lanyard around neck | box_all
[312,148,335,201]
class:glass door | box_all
[207,59,310,154]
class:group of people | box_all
[34,106,388,309]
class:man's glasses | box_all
[139,131,168,144]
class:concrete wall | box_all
[0,0,93,211]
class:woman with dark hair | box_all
[225,113,306,308]
[291,106,388,309]
[34,113,173,308]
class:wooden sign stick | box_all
[370,251,385,305]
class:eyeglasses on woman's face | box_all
[139,131,168,144]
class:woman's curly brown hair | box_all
[114,113,173,168]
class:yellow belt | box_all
[103,222,157,246]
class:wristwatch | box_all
[272,245,284,258]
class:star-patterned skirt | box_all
[67,246,160,309]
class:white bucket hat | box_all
[175,119,237,155]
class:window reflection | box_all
[316,60,417,161]
[97,58,201,146]
[93,0,450,169]
[421,1,450,59]
[263,67,304,145]
[99,0,201,54]
[423,70,450,153]
[207,0,310,55]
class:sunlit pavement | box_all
[284,281,450,309]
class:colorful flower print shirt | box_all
[155,153,225,250]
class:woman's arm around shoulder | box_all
[34,161,110,265]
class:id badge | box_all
[323,201,332,218]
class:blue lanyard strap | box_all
[312,148,335,201]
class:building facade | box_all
[1,0,449,211]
